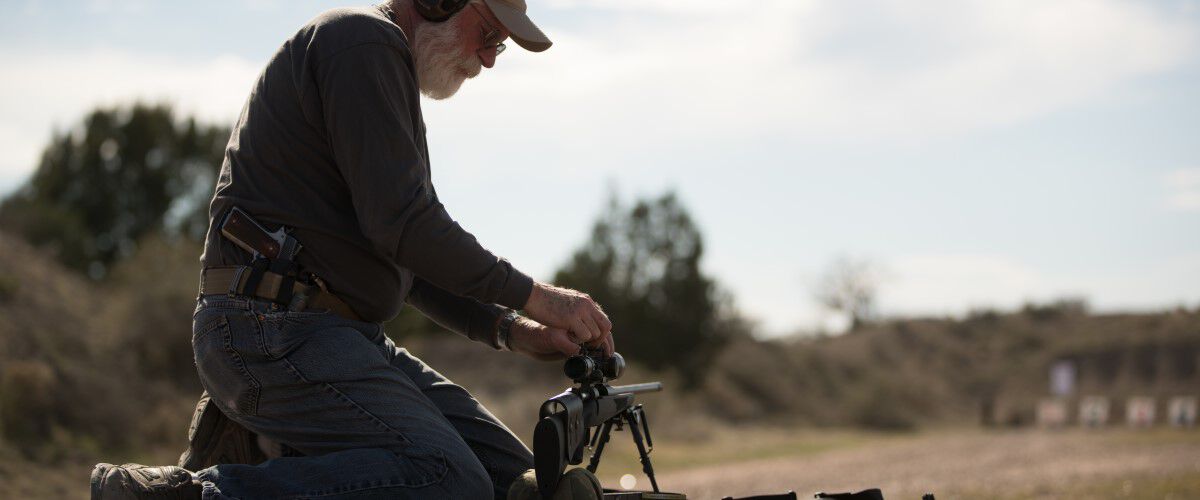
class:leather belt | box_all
[199,266,362,321]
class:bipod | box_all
[585,403,659,493]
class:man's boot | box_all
[90,463,201,500]
[177,392,267,470]
[508,468,604,500]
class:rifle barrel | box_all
[608,382,663,395]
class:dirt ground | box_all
[5,427,1198,499]
[623,428,1200,500]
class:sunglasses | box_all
[470,3,507,55]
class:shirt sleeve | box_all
[406,276,507,348]
[316,42,532,309]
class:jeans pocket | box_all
[193,315,262,417]
[260,310,340,359]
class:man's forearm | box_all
[406,277,507,348]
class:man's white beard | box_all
[412,19,482,100]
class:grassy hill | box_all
[0,232,194,454]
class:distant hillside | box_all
[702,304,1200,429]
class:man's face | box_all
[412,2,510,100]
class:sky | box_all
[1,0,1198,335]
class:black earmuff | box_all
[413,0,471,22]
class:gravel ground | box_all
[647,429,1200,500]
[7,428,1197,499]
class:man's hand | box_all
[507,317,582,361]
[522,282,613,355]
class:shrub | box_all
[0,273,17,303]
[0,361,57,446]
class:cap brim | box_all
[484,0,552,52]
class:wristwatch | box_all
[496,309,520,351]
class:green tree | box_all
[0,103,228,278]
[554,191,737,385]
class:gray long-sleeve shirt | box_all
[200,6,531,331]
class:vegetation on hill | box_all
[3,227,1195,459]
[0,234,198,462]
[0,103,227,279]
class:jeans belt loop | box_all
[227,266,247,298]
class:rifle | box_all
[532,349,679,499]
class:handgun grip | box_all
[221,208,282,259]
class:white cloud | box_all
[2,0,1193,189]
[84,0,151,14]
[1164,167,1200,212]
[441,0,1196,154]
[0,49,259,193]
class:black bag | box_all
[815,490,884,500]
[603,491,687,499]
[723,492,798,500]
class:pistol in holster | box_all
[211,207,317,312]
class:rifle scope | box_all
[564,350,625,384]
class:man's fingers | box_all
[582,296,611,334]
[572,313,602,344]
[580,314,603,343]
[583,330,614,358]
[569,317,591,344]
[601,334,614,357]
[549,329,579,357]
[591,307,612,333]
[525,283,613,343]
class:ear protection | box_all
[413,0,472,22]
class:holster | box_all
[198,265,362,321]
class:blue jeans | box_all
[190,295,533,499]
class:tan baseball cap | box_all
[484,0,552,52]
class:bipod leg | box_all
[586,417,616,474]
[624,405,659,493]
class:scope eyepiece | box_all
[563,355,595,381]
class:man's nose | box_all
[478,47,498,69]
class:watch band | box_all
[497,309,520,351]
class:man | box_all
[91,0,613,498]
